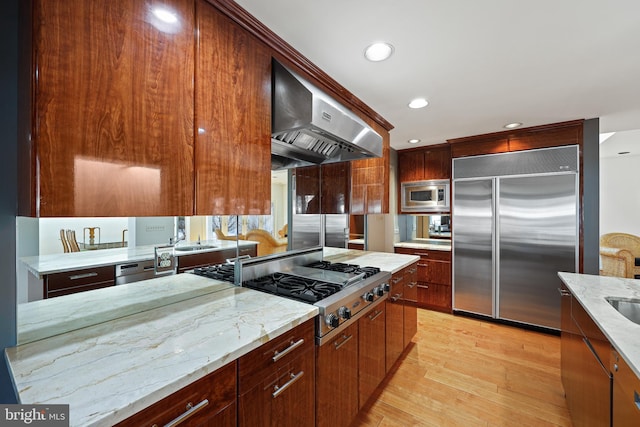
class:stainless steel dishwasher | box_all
[115,259,168,285]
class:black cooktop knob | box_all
[374,286,384,297]
[383,283,390,293]
[363,292,374,302]
[339,306,351,320]
[325,313,340,328]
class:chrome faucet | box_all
[169,234,186,246]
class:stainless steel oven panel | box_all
[401,179,450,212]
[237,247,324,283]
[316,296,386,346]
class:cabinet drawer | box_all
[45,265,115,292]
[416,260,451,285]
[611,349,640,426]
[238,319,314,392]
[417,283,452,311]
[394,247,451,261]
[115,361,236,427]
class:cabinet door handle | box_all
[415,252,429,257]
[369,309,384,322]
[334,333,353,350]
[557,288,571,297]
[163,399,209,427]
[69,272,99,280]
[392,276,404,284]
[390,293,403,302]
[417,263,429,268]
[272,371,304,399]
[408,268,417,274]
[634,390,640,411]
[272,338,305,362]
[407,282,417,288]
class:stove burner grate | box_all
[306,261,381,279]
[192,264,236,283]
[243,273,343,303]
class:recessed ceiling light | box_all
[599,132,616,144]
[364,42,394,62]
[408,139,421,144]
[504,122,522,129]
[408,98,429,109]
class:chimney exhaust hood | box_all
[271,61,383,170]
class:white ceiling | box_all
[236,0,640,153]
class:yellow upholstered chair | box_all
[277,224,288,238]
[600,233,640,278]
[60,229,70,253]
[245,229,288,257]
[66,229,80,252]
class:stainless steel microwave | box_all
[401,180,450,212]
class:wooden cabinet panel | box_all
[398,150,425,183]
[238,319,315,427]
[45,265,115,299]
[611,349,640,426]
[358,304,386,409]
[350,122,390,214]
[321,162,351,214]
[316,322,359,427]
[294,166,321,214]
[115,361,236,427]
[508,124,582,152]
[417,259,451,286]
[30,0,195,217]
[385,298,404,371]
[195,0,271,215]
[450,137,509,158]
[417,283,452,312]
[403,276,418,347]
[424,145,452,180]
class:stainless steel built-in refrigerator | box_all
[452,146,579,330]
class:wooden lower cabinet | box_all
[417,283,451,312]
[403,265,418,347]
[115,361,236,427]
[316,322,359,427]
[44,265,115,299]
[561,287,612,427]
[358,303,386,409]
[395,247,451,312]
[385,297,404,371]
[611,349,640,426]
[238,319,315,427]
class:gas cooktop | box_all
[242,273,343,303]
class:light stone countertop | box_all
[17,274,233,344]
[21,239,258,278]
[6,285,318,427]
[323,247,420,274]
[558,272,640,378]
[393,238,451,252]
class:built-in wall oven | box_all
[401,179,450,212]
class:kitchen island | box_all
[7,248,419,426]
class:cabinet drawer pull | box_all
[407,282,417,288]
[369,310,384,322]
[272,371,304,399]
[635,390,640,411]
[272,338,305,362]
[415,252,429,257]
[69,272,99,280]
[392,276,404,284]
[334,334,353,350]
[557,287,571,297]
[408,268,417,274]
[390,293,403,302]
[417,263,429,268]
[164,399,209,427]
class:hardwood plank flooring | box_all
[353,309,572,426]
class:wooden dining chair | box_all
[60,229,70,253]
[66,229,80,252]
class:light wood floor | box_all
[353,309,572,426]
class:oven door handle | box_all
[272,338,305,362]
[334,333,353,350]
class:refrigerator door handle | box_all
[493,178,499,319]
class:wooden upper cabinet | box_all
[26,0,195,217]
[350,121,390,214]
[321,162,351,214]
[195,0,271,215]
[449,120,584,158]
[397,150,425,183]
[424,145,451,179]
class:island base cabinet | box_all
[238,347,315,427]
[359,304,386,409]
[316,322,359,427]
[611,349,640,426]
[114,361,236,427]
[237,319,315,427]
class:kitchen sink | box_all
[174,244,218,252]
[606,297,640,325]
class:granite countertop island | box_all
[6,280,318,427]
[558,272,640,378]
[21,239,258,278]
[323,247,420,273]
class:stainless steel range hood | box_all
[272,61,383,170]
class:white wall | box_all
[600,153,640,237]
[271,176,288,234]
